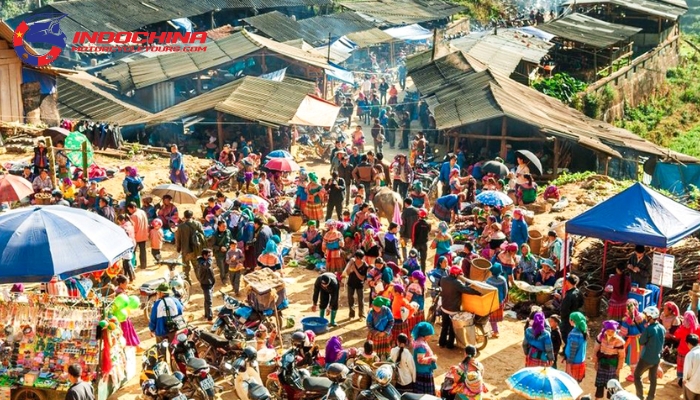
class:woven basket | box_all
[469,258,491,281]
[259,363,277,385]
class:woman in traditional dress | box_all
[494,242,518,284]
[295,173,308,213]
[661,301,682,348]
[412,322,438,395]
[675,310,700,384]
[115,275,144,353]
[620,298,646,382]
[240,172,259,195]
[564,311,588,383]
[305,173,324,226]
[406,270,426,324]
[169,144,188,185]
[431,222,453,268]
[257,240,281,271]
[485,263,508,339]
[523,312,554,367]
[366,296,394,360]
[592,320,625,399]
[515,244,538,284]
[322,220,345,274]
[605,264,631,320]
[409,181,430,210]
[361,228,381,265]
[443,345,486,400]
[300,221,323,255]
[391,284,417,346]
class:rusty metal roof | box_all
[134,76,315,126]
[538,13,641,49]
[450,30,553,65]
[409,52,697,162]
[297,12,377,37]
[338,0,465,25]
[57,71,152,125]
[562,0,686,18]
[98,29,330,93]
[346,28,395,47]
[206,25,236,40]
[243,11,326,46]
[407,50,486,96]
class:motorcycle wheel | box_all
[474,324,488,351]
[427,305,436,324]
[178,280,192,304]
[266,378,287,400]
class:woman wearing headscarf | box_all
[675,310,700,383]
[361,228,381,265]
[431,221,453,268]
[535,259,557,286]
[367,296,394,360]
[391,284,418,345]
[322,220,345,274]
[257,239,281,271]
[564,312,588,383]
[523,311,555,367]
[486,263,508,338]
[494,242,518,284]
[296,172,308,214]
[240,172,259,195]
[604,264,631,321]
[412,322,438,395]
[305,173,325,226]
[123,166,144,207]
[592,320,626,399]
[620,299,646,382]
[661,301,682,347]
[515,243,538,284]
[442,345,486,400]
[169,144,188,185]
[406,270,426,322]
[301,221,323,255]
[409,181,430,210]
[325,336,349,366]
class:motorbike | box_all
[194,161,239,196]
[141,340,173,384]
[265,352,333,400]
[211,291,276,340]
[182,356,220,400]
[356,365,399,400]
[324,363,352,400]
[141,260,191,321]
[142,373,188,400]
[171,332,199,374]
[193,328,245,378]
[231,346,268,400]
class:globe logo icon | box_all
[13,14,68,67]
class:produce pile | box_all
[575,239,700,309]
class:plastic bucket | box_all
[469,258,492,281]
[528,229,543,256]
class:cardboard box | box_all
[461,279,499,316]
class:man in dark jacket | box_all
[387,112,400,149]
[352,155,376,201]
[212,220,232,281]
[176,210,204,283]
[559,274,584,343]
[252,217,273,259]
[325,172,345,220]
[196,249,216,322]
[371,118,385,154]
[32,140,49,176]
[439,266,480,348]
[337,156,355,206]
[412,208,431,271]
[346,250,368,319]
[400,198,419,260]
[312,272,340,326]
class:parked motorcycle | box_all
[211,291,275,340]
[141,261,191,321]
[182,357,220,400]
[194,328,245,378]
[142,373,188,400]
[193,161,239,196]
[266,332,332,400]
[141,340,173,384]
[325,363,352,400]
[232,346,266,400]
[356,365,399,400]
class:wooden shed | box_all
[0,23,24,123]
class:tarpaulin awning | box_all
[289,95,340,127]
[170,18,194,33]
[565,182,700,247]
[517,26,555,41]
[326,63,355,84]
[261,68,287,81]
[383,24,432,41]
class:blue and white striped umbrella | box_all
[506,367,583,400]
[475,190,513,207]
[0,206,134,283]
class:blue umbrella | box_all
[506,367,583,400]
[476,190,513,207]
[266,150,293,159]
[0,206,134,283]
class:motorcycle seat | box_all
[248,381,271,400]
[402,394,441,400]
[155,374,182,390]
[186,358,208,371]
[200,331,229,348]
[302,376,333,392]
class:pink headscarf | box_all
[684,310,699,332]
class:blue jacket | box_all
[486,275,508,304]
[511,219,529,247]
[439,162,459,184]
[149,296,184,337]
[564,328,587,363]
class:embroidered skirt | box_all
[625,335,641,366]
[489,303,504,323]
[326,252,345,273]
[566,362,586,382]
[525,355,551,368]
[608,300,627,320]
[414,372,435,395]
[305,201,324,220]
[594,363,618,388]
[678,353,686,378]
[391,318,412,346]
[367,330,392,360]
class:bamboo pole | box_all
[45,136,56,188]
[81,141,89,183]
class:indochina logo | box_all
[13,14,68,67]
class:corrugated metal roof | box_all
[135,76,315,126]
[450,40,523,76]
[562,0,686,18]
[243,11,325,46]
[338,0,465,25]
[99,29,330,92]
[206,25,236,40]
[538,13,641,49]
[407,50,486,96]
[346,28,395,47]
[57,71,152,125]
[297,12,377,37]
[450,30,553,64]
[409,51,697,162]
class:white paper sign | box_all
[652,252,674,288]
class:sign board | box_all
[652,252,674,288]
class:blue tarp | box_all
[651,162,700,196]
[22,68,56,94]
[171,18,193,33]
[565,182,700,248]
[326,62,354,84]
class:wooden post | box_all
[431,28,439,60]
[499,117,507,159]
[594,50,598,75]
[81,141,89,184]
[217,112,225,149]
[390,41,395,67]
[45,136,56,188]
[552,136,559,178]
[267,126,274,151]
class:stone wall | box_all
[582,31,680,122]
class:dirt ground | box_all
[0,117,685,400]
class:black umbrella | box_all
[515,150,543,175]
[482,160,509,177]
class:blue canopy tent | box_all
[564,182,700,300]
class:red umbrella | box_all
[0,174,34,202]
[264,158,300,172]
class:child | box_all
[390,333,416,393]
[149,219,164,263]
[142,196,157,222]
[403,249,420,275]
[359,340,380,365]
[376,129,386,155]
[320,178,329,206]
[549,315,563,369]
[226,241,245,296]
[342,210,351,223]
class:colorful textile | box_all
[608,301,627,320]
[489,303,504,323]
[305,201,324,220]
[525,355,551,367]
[566,362,586,382]
[594,362,618,388]
[414,373,435,395]
[120,319,140,347]
[624,335,641,366]
[367,330,392,360]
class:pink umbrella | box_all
[0,174,34,202]
[264,158,300,172]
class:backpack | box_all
[190,222,206,255]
